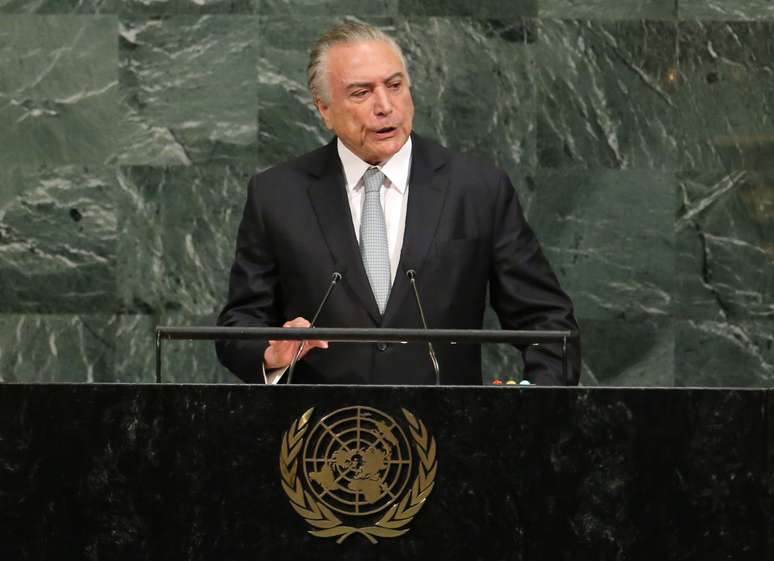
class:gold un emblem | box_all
[279,406,438,544]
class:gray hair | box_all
[307,21,410,104]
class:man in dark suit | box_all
[216,22,580,386]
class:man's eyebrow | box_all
[384,72,405,82]
[345,72,405,89]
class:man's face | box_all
[316,40,414,165]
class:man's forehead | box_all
[328,40,405,76]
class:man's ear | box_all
[315,98,333,131]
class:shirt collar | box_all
[337,136,412,195]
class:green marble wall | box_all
[0,1,772,385]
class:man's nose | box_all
[372,86,393,115]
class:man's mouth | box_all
[374,126,398,138]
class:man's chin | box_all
[367,136,407,163]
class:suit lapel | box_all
[382,134,449,326]
[306,140,382,323]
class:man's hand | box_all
[263,317,328,370]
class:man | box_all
[216,22,580,385]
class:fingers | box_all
[283,317,328,353]
[283,317,311,328]
[263,317,328,369]
[298,338,328,355]
[284,318,328,350]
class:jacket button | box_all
[376,343,388,352]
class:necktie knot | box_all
[363,167,384,194]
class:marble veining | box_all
[679,0,774,20]
[675,319,774,386]
[0,16,119,165]
[0,9,773,386]
[675,21,774,170]
[0,165,117,313]
[530,169,675,320]
[118,16,259,166]
[261,0,396,15]
[676,170,773,320]
[537,19,679,169]
[539,0,677,20]
[117,164,250,316]
[399,0,536,17]
[0,0,114,14]
[0,315,115,382]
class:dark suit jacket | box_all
[216,133,580,385]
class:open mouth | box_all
[374,126,398,137]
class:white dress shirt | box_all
[263,137,413,384]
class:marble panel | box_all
[675,320,774,386]
[113,314,156,382]
[578,318,674,386]
[155,312,236,383]
[117,16,259,166]
[529,169,675,320]
[537,20,679,169]
[115,166,164,314]
[0,0,115,12]
[679,0,774,20]
[676,170,774,321]
[398,0,535,17]
[117,164,250,316]
[259,0,396,15]
[0,165,117,313]
[256,16,342,168]
[154,166,248,316]
[100,312,235,383]
[675,21,774,170]
[0,315,115,382]
[257,17,536,174]
[119,0,251,15]
[397,18,537,171]
[538,0,676,20]
[0,16,119,166]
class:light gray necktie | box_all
[359,167,391,314]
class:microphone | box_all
[405,269,440,386]
[286,271,343,384]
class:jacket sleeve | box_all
[488,172,581,386]
[215,174,282,383]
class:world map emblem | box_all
[279,406,437,543]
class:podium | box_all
[0,383,768,561]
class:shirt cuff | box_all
[262,362,288,385]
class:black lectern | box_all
[0,383,767,561]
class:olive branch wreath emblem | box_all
[279,407,437,544]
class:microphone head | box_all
[405,268,417,280]
[332,271,343,282]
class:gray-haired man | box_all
[217,22,581,385]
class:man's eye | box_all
[351,90,368,98]
[388,82,401,90]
